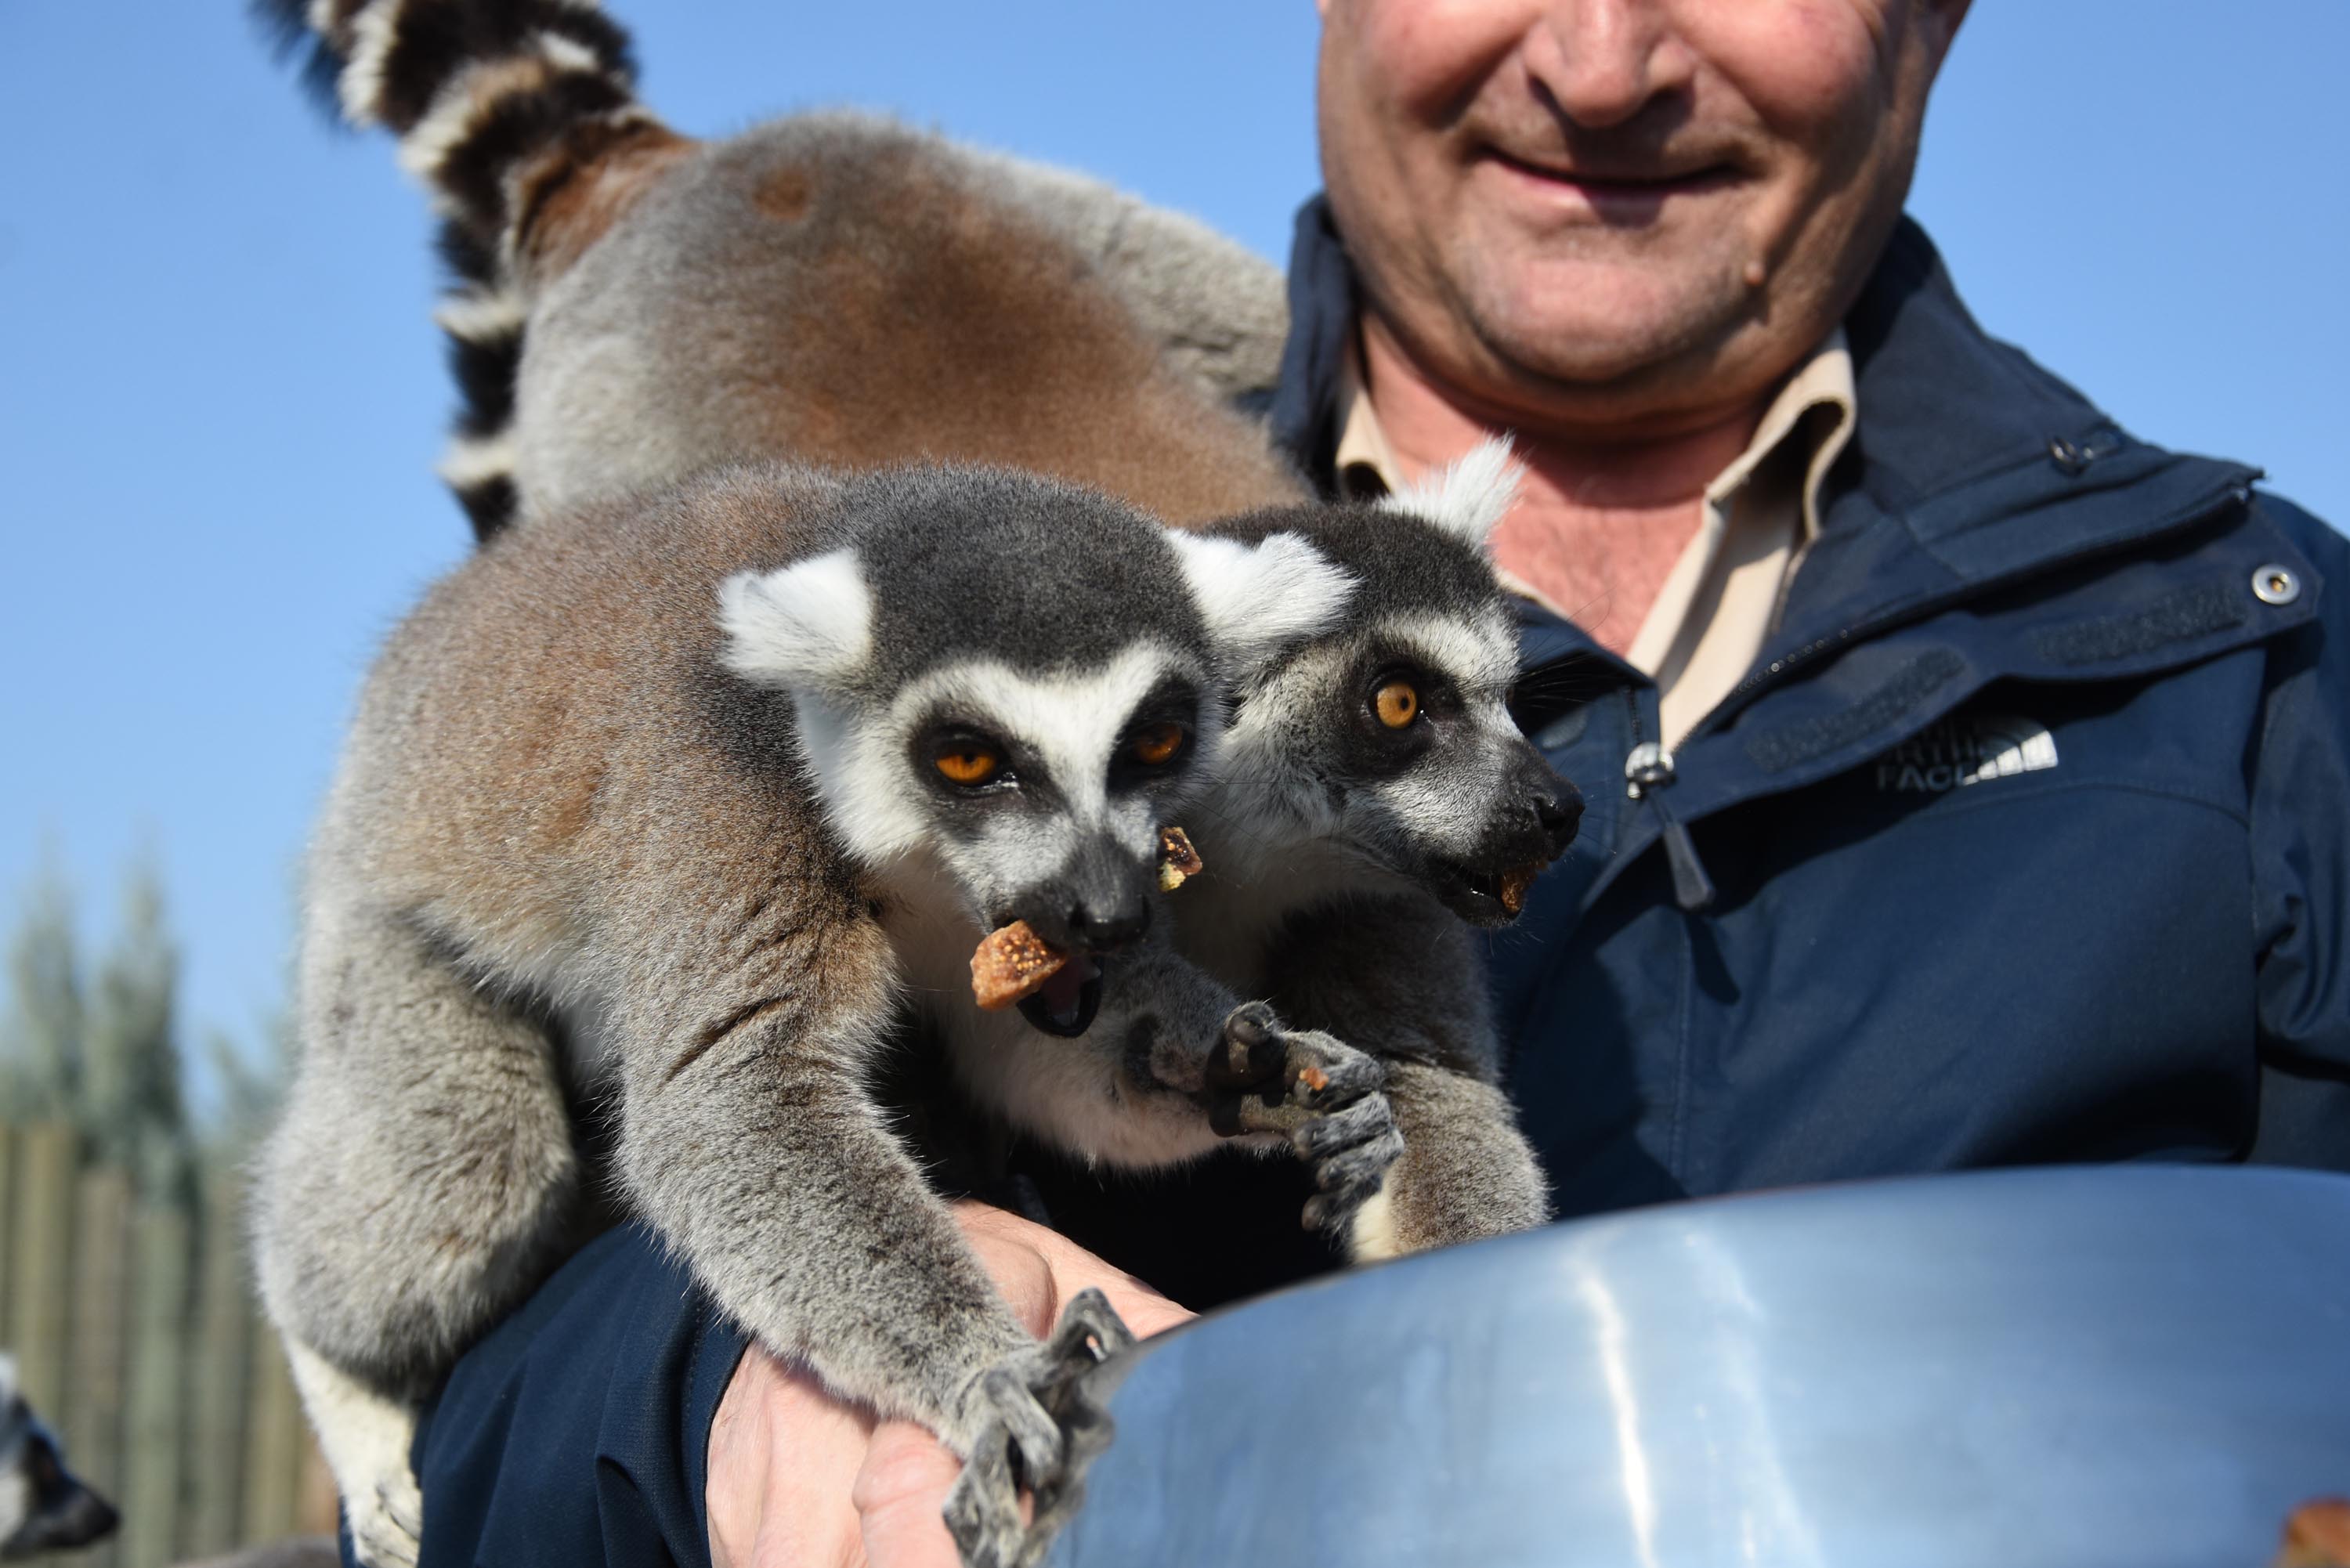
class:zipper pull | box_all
[1655,804,1717,912]
[1624,742,1716,912]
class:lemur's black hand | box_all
[1205,1002,1405,1234]
[943,1288,1135,1568]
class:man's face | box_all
[1318,0,1968,434]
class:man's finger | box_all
[707,1348,878,1568]
[853,1421,967,1568]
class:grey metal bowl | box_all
[1047,1166,2350,1567]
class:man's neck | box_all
[1359,313,1761,658]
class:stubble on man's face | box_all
[1317,0,1966,439]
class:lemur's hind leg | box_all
[1349,1060,1549,1260]
[283,1342,425,1568]
[255,901,585,1567]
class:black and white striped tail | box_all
[258,0,661,539]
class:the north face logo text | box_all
[1874,712,2059,793]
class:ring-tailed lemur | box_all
[260,458,1551,1568]
[258,2,1582,1560]
[1177,446,1578,1258]
[0,1355,118,1559]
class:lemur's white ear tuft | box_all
[718,548,873,690]
[1168,530,1358,672]
[1379,437,1522,550]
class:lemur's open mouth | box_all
[1428,859,1546,927]
[1018,957,1104,1037]
[1432,862,1508,923]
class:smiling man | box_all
[385,2,2350,1565]
[1277,0,2347,1223]
[936,0,2345,1534]
[710,2,2350,1560]
[1298,0,1949,723]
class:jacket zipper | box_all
[1620,689,1717,912]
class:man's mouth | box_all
[1018,956,1104,1037]
[1480,147,1738,208]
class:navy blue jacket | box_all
[397,208,2349,1565]
[1274,200,2350,1217]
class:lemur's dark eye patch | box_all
[1130,722,1185,766]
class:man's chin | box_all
[1384,265,1785,435]
[1469,259,1751,381]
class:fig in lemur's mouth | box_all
[1018,958,1104,1038]
[971,919,1065,1009]
[967,829,1197,1035]
[968,919,1103,1036]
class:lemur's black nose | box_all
[1012,834,1155,955]
[46,1485,120,1550]
[1534,782,1583,853]
[1065,899,1149,951]
[1022,891,1149,954]
[11,1438,119,1555]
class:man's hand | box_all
[707,1201,1191,1568]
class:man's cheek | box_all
[1331,0,1529,123]
[1701,0,1907,143]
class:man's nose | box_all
[1522,0,1690,131]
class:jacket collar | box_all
[1270,196,1360,498]
[1744,218,2261,725]
[1272,200,2263,715]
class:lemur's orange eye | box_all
[1132,723,1185,766]
[935,746,1000,786]
[1374,680,1419,729]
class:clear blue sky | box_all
[2,2,2344,1106]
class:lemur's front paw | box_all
[346,1466,423,1568]
[943,1288,1136,1568]
[1207,1002,1406,1234]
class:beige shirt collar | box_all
[1336,331,1857,748]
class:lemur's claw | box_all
[1206,999,1288,1088]
[943,1288,1135,1568]
[1206,1003,1403,1233]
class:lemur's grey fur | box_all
[257,0,1291,537]
[258,461,1408,1567]
[0,1354,118,1559]
[258,2,1578,1562]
